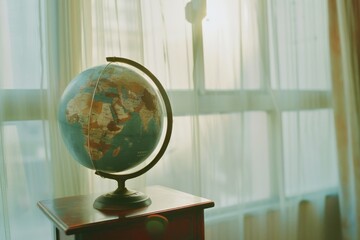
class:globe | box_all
[58,59,168,174]
[58,57,172,210]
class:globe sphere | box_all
[58,63,164,173]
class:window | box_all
[0,0,338,239]
[141,0,338,222]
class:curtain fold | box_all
[329,0,360,239]
[47,0,91,198]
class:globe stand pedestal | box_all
[93,171,151,211]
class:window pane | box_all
[148,113,271,206]
[203,0,262,90]
[147,116,199,194]
[282,110,338,197]
[141,0,194,90]
[271,0,331,89]
[199,112,271,207]
[91,0,143,64]
[1,121,52,240]
[1,0,45,89]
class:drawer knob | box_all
[146,214,169,236]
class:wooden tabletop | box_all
[37,185,214,235]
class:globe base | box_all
[93,188,151,211]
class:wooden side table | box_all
[38,185,214,240]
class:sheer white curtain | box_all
[0,1,53,239]
[0,0,342,240]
